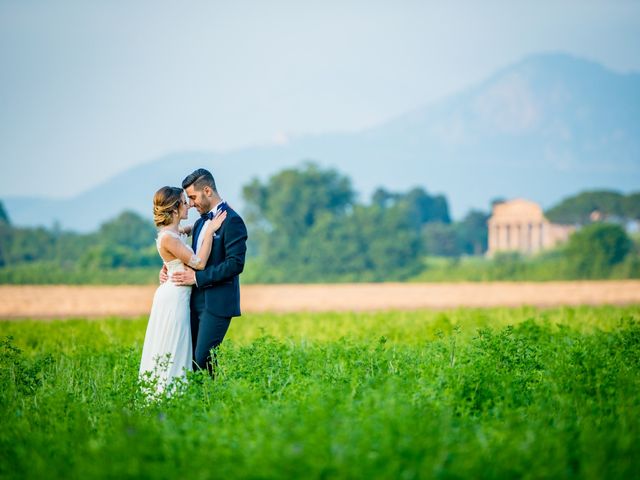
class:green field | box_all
[1,307,639,479]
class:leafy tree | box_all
[564,223,632,278]
[97,211,156,250]
[371,188,395,208]
[0,200,10,224]
[243,162,355,264]
[456,210,489,255]
[422,210,488,257]
[361,204,423,279]
[402,187,450,226]
[0,223,9,267]
[299,204,423,281]
[372,187,450,225]
[546,190,625,224]
[243,162,354,235]
[79,243,158,269]
[423,223,459,257]
[79,244,132,269]
[0,209,158,274]
[622,192,640,220]
[0,219,93,269]
[0,201,14,266]
[243,163,423,281]
[1,226,55,264]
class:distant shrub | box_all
[564,223,632,278]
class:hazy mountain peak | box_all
[3,52,639,231]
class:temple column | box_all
[503,223,510,250]
[539,222,545,251]
[489,223,500,253]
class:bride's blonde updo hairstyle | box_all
[153,186,184,227]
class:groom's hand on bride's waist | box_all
[172,268,196,286]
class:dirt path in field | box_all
[0,281,639,319]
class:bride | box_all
[139,186,226,395]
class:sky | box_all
[1,0,640,199]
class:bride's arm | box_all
[161,236,208,270]
[161,212,227,270]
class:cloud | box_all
[272,132,290,146]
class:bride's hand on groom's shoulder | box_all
[208,210,227,234]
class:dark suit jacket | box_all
[191,204,248,317]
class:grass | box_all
[408,254,640,282]
[1,306,639,479]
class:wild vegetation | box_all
[1,306,639,479]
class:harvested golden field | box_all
[1,281,639,319]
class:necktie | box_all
[194,203,226,252]
[202,202,226,221]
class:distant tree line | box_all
[0,163,638,284]
[546,190,640,224]
[240,162,488,281]
[0,210,161,284]
[411,223,639,282]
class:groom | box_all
[169,168,248,376]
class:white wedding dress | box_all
[139,229,192,396]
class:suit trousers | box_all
[190,291,231,376]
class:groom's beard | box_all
[197,198,212,214]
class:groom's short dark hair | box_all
[182,168,217,192]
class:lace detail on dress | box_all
[156,229,187,249]
[156,229,192,269]
[187,255,202,269]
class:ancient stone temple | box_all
[487,199,575,256]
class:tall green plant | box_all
[564,223,632,278]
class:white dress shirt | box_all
[195,200,225,254]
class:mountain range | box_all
[3,52,639,232]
